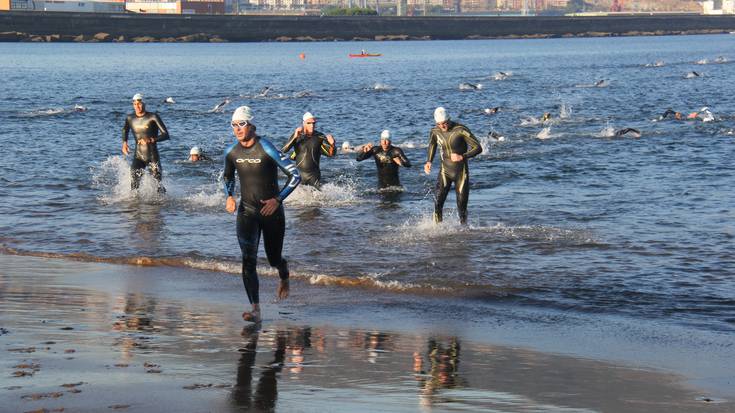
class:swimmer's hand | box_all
[424,162,432,175]
[260,198,280,216]
[363,143,374,152]
[226,196,236,213]
[450,153,464,162]
[326,134,335,145]
[122,141,129,155]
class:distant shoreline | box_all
[2,11,735,42]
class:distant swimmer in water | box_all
[188,146,210,162]
[542,112,552,122]
[594,79,608,87]
[659,109,683,121]
[685,71,701,79]
[164,97,176,104]
[223,106,301,324]
[687,107,714,122]
[122,93,170,192]
[483,107,500,115]
[257,87,271,97]
[341,141,358,153]
[614,128,641,138]
[356,130,411,189]
[425,107,482,225]
[281,111,336,189]
[73,104,87,112]
[211,98,231,113]
[487,130,505,142]
[459,82,482,90]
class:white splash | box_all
[596,125,616,138]
[644,61,665,68]
[285,180,360,207]
[536,127,552,140]
[559,103,573,119]
[91,155,165,204]
[520,116,543,126]
[695,58,709,65]
[397,140,427,149]
[370,83,392,91]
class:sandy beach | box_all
[1,253,733,413]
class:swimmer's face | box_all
[436,121,449,132]
[133,100,145,115]
[190,154,200,162]
[303,118,316,134]
[232,120,254,142]
[380,139,390,151]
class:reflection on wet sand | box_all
[1,256,731,413]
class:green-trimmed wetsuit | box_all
[356,145,411,188]
[122,112,169,191]
[426,121,482,224]
[224,136,301,305]
[281,131,335,188]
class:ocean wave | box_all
[0,247,451,295]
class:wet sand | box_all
[1,254,733,413]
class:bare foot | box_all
[242,310,261,323]
[277,279,290,300]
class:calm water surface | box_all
[0,35,733,332]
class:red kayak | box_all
[349,53,382,58]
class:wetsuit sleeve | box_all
[223,145,236,197]
[460,128,482,159]
[426,130,438,163]
[320,134,336,157]
[261,139,301,202]
[355,146,375,162]
[153,113,169,143]
[281,131,299,153]
[122,116,131,142]
[394,147,411,167]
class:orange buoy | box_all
[299,53,305,60]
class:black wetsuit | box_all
[281,131,335,188]
[426,121,482,224]
[356,145,411,188]
[122,112,169,190]
[224,137,301,305]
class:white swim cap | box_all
[232,106,253,122]
[190,146,201,156]
[341,141,350,150]
[132,93,144,102]
[380,130,391,140]
[303,112,316,122]
[434,107,449,123]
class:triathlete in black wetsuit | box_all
[281,112,335,188]
[122,94,169,192]
[356,130,411,189]
[424,107,482,224]
[224,106,301,323]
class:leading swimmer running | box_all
[224,106,301,323]
[356,129,411,189]
[424,107,482,225]
[122,93,170,192]
[281,112,336,189]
